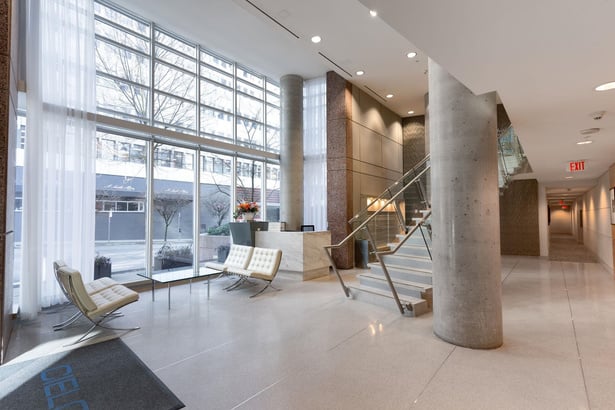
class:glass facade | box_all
[14,0,282,286]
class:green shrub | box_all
[207,223,230,236]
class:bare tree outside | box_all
[203,192,230,227]
[154,191,192,243]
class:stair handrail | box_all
[349,154,431,224]
[376,210,431,258]
[323,162,431,301]
[369,210,432,314]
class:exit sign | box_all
[567,161,585,172]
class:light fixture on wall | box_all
[367,197,396,212]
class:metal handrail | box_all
[369,211,432,314]
[349,154,431,224]
[324,161,431,306]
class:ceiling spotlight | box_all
[580,127,600,135]
[369,10,378,17]
[595,81,615,91]
[386,94,394,99]
[407,51,417,58]
[311,35,322,44]
[407,110,415,115]
[590,111,606,120]
[356,70,365,76]
[576,140,593,145]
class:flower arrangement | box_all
[234,201,259,219]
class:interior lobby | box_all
[2,1,615,409]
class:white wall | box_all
[538,183,549,256]
[550,207,572,234]
[582,171,613,270]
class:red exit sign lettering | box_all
[568,161,585,172]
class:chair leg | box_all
[249,281,280,298]
[225,276,246,291]
[53,311,83,330]
[64,308,139,346]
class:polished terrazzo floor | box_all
[5,254,615,409]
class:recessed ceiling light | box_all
[407,52,417,58]
[577,140,593,145]
[595,81,615,91]
[580,127,600,135]
[407,110,415,115]
[369,10,378,17]
[386,94,394,99]
[356,70,365,76]
[311,35,321,44]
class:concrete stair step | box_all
[391,244,431,258]
[381,254,432,270]
[396,233,431,246]
[368,262,432,285]
[358,273,432,301]
[348,284,430,317]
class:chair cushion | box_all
[85,277,119,294]
[89,285,139,317]
[224,245,254,270]
[245,248,282,281]
[57,266,98,312]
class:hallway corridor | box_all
[549,233,599,263]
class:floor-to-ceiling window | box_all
[13,0,281,289]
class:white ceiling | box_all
[112,0,615,200]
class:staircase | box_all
[350,222,432,316]
[324,126,530,316]
[498,125,532,190]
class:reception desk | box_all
[255,231,331,280]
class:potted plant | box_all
[233,201,259,221]
[154,244,193,270]
[216,244,231,262]
[94,255,112,279]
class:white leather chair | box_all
[52,260,120,330]
[56,264,140,344]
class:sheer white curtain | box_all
[22,0,96,318]
[303,76,327,231]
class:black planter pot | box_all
[154,256,192,270]
[217,245,230,262]
[94,262,112,279]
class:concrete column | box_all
[280,75,303,231]
[429,58,502,349]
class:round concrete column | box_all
[429,58,502,349]
[280,75,304,231]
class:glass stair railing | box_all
[323,156,431,315]
[498,125,531,189]
[325,126,529,315]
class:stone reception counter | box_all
[255,231,331,280]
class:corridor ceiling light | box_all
[595,81,615,91]
[407,51,417,58]
[580,127,600,135]
[576,140,593,145]
[369,10,378,17]
[386,94,394,98]
[407,110,415,115]
[356,70,365,76]
[311,35,321,44]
